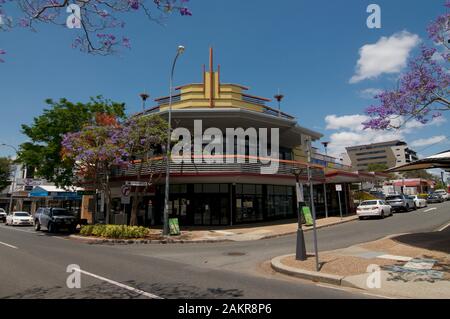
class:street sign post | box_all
[121,185,131,205]
[336,184,343,220]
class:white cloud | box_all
[359,88,383,99]
[325,114,369,132]
[350,31,420,83]
[323,113,448,158]
[327,128,404,158]
[411,135,448,148]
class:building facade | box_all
[81,49,384,227]
[346,140,418,171]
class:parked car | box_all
[410,195,428,208]
[0,208,6,223]
[434,189,449,201]
[357,200,392,219]
[5,211,34,226]
[34,207,78,233]
[385,194,416,212]
[369,191,386,200]
[427,193,445,203]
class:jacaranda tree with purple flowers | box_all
[363,2,449,130]
[0,0,192,62]
[125,115,167,226]
[62,116,129,224]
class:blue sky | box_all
[0,0,448,163]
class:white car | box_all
[434,189,449,201]
[357,200,392,219]
[410,195,428,208]
[5,212,34,226]
[0,208,6,223]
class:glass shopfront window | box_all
[235,184,264,223]
[192,184,229,225]
[267,185,295,218]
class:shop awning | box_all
[29,185,83,200]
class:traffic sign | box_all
[335,184,342,192]
[125,181,148,187]
[121,185,131,197]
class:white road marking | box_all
[437,222,450,232]
[76,268,163,299]
[0,240,18,249]
[424,208,437,213]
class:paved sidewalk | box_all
[71,215,358,244]
[180,215,358,242]
[271,227,450,299]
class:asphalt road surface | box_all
[0,201,449,299]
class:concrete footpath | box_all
[71,215,358,244]
[271,226,450,299]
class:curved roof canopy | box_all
[386,150,450,172]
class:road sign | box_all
[121,195,131,205]
[335,184,342,192]
[121,185,131,197]
[121,185,131,204]
[295,182,304,203]
[16,178,44,186]
[125,181,148,187]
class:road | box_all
[0,202,449,299]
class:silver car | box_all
[385,194,416,212]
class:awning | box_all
[29,185,83,200]
[386,150,450,172]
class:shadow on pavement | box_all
[391,227,450,254]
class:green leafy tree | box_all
[0,157,12,191]
[402,170,436,180]
[367,163,389,172]
[61,115,128,224]
[19,97,126,187]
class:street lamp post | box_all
[306,139,320,271]
[139,93,149,113]
[162,45,185,236]
[292,167,307,261]
[1,143,18,213]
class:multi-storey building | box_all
[81,49,384,226]
[346,140,418,171]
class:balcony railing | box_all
[111,155,325,181]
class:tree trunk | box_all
[130,160,143,226]
[105,173,111,224]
